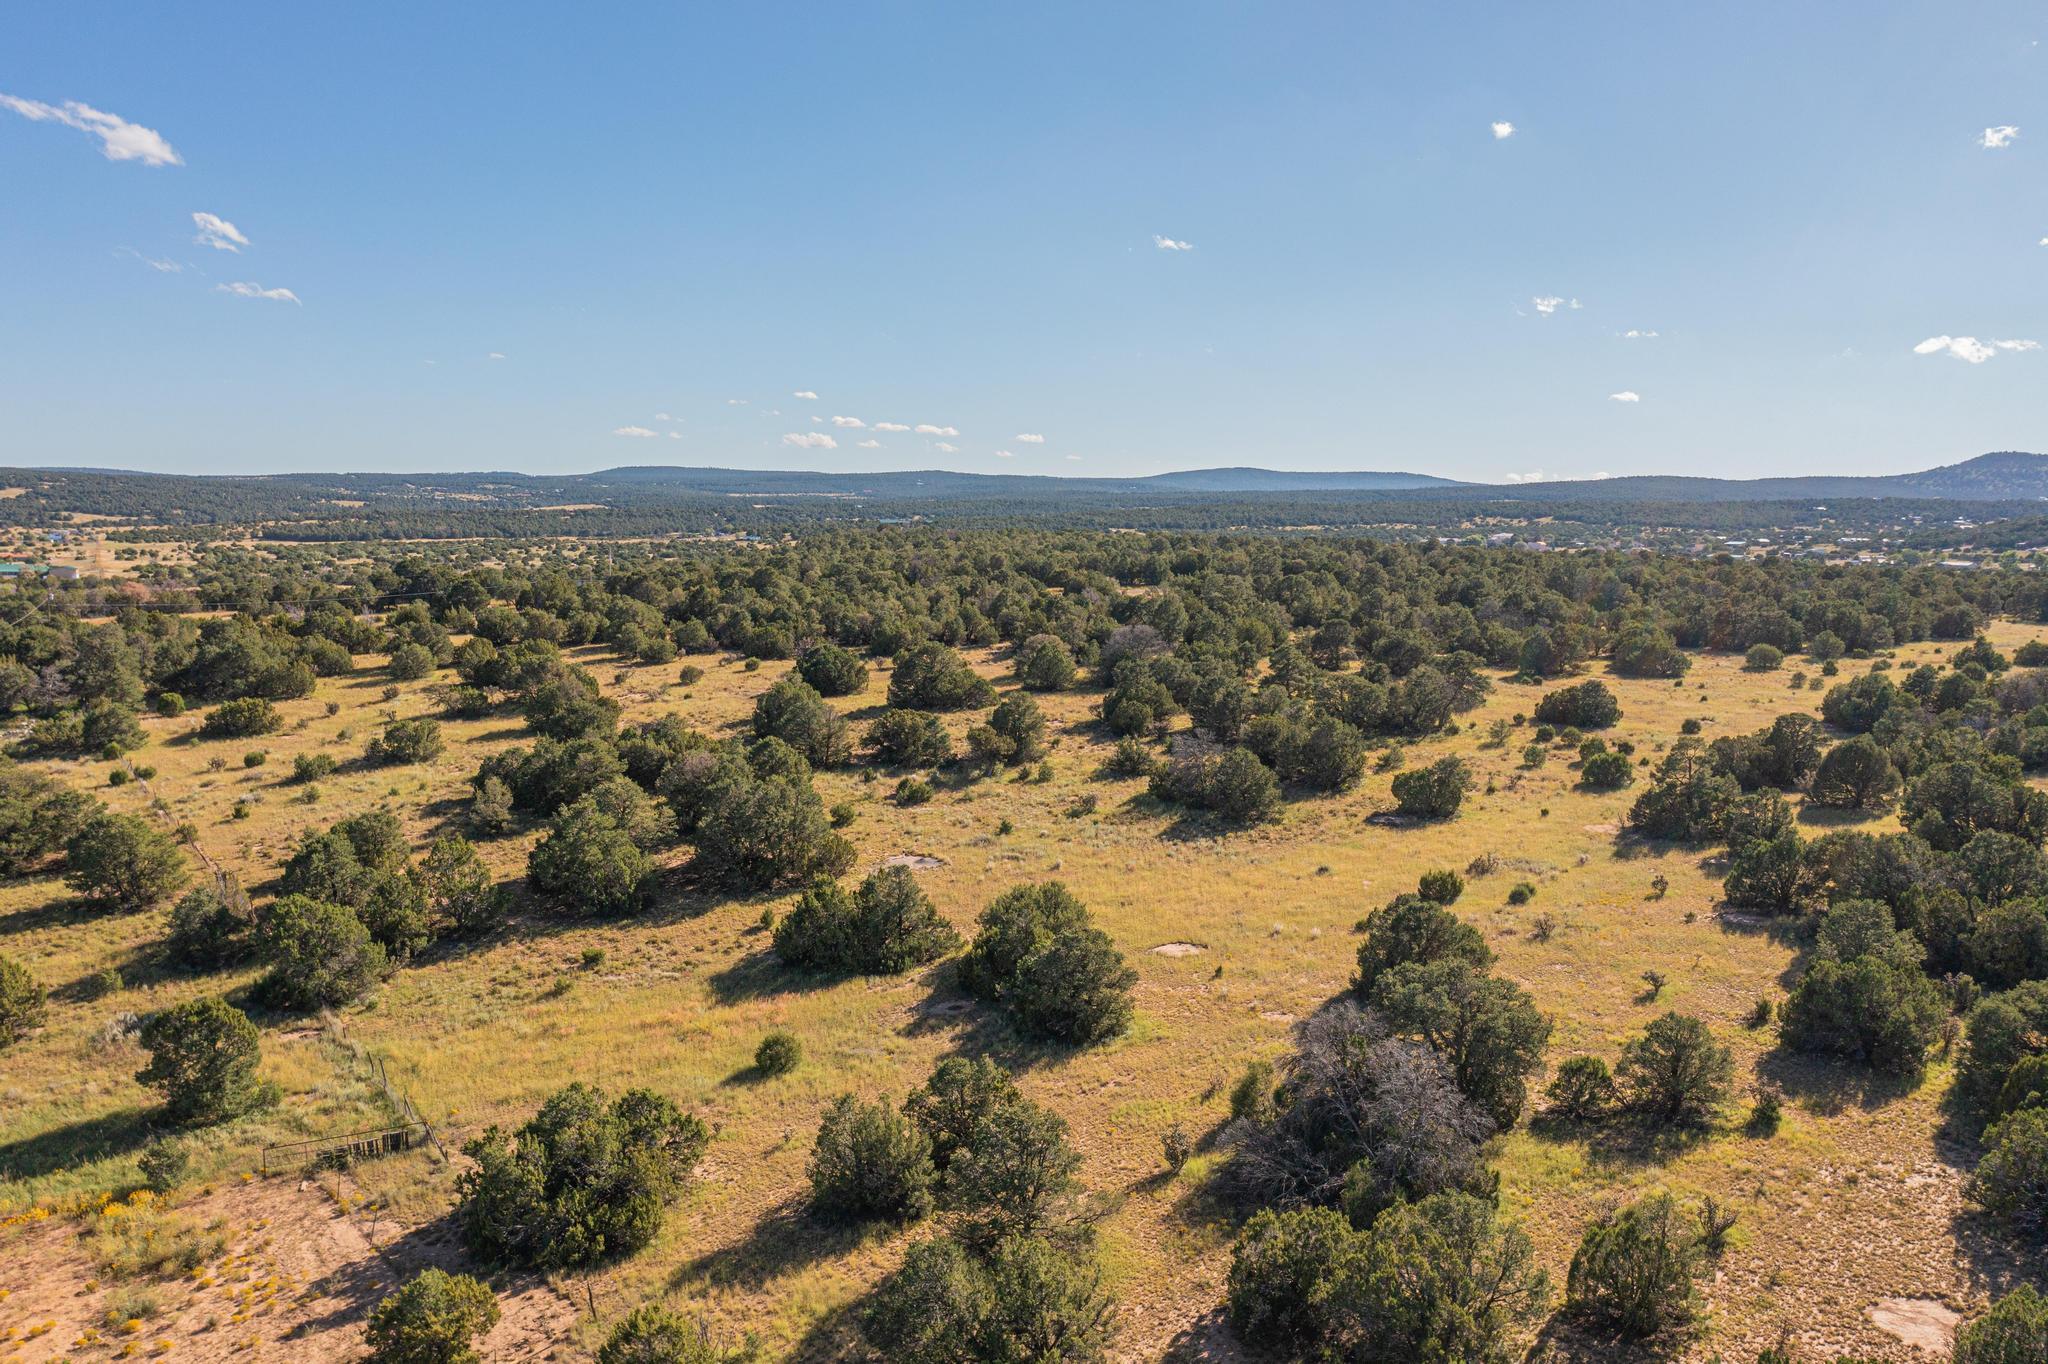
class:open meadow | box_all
[6,598,2046,1362]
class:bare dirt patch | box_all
[1865,1298,1959,1353]
[0,1175,576,1362]
[881,852,947,869]
[1150,942,1204,957]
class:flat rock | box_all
[1150,942,1204,957]
[1866,1298,1958,1353]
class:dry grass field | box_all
[6,620,2048,1361]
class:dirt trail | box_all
[0,1175,577,1361]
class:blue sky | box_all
[2,3,2043,481]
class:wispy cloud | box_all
[668,431,682,440]
[874,422,910,432]
[1622,329,1659,339]
[612,425,658,438]
[118,248,183,273]
[191,212,248,253]
[783,431,837,449]
[856,438,881,448]
[1065,454,1081,462]
[1609,391,1642,403]
[1530,295,1581,316]
[1153,235,1194,251]
[217,281,299,304]
[1981,125,2021,149]
[1015,433,1045,443]
[994,450,1014,459]
[1490,121,1516,139]
[831,415,865,428]
[0,93,181,166]
[489,352,506,360]
[792,389,818,400]
[1914,334,2039,364]
[934,441,959,453]
[727,398,748,406]
[915,423,959,437]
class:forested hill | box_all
[0,451,2040,539]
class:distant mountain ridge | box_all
[577,451,2048,502]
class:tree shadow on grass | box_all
[1754,1047,1919,1118]
[0,1105,156,1182]
[668,1196,875,1296]
[1160,1306,1236,1364]
[1525,1312,1693,1363]
[784,1294,868,1364]
[0,891,105,939]
[1562,1116,1719,1174]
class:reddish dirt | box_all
[0,1175,577,1361]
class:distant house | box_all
[0,562,47,578]
[49,564,79,581]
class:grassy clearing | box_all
[6,625,2048,1359]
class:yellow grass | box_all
[6,623,2048,1359]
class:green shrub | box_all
[1954,1284,2048,1364]
[596,1305,736,1364]
[774,866,960,975]
[1564,1193,1705,1338]
[1417,869,1464,904]
[166,879,257,968]
[1390,756,1473,819]
[0,953,47,1046]
[1618,1013,1732,1127]
[1968,1107,2048,1239]
[200,697,282,739]
[64,811,188,911]
[458,1082,710,1269]
[365,1268,499,1364]
[136,1136,189,1194]
[862,1233,1114,1364]
[1546,1055,1617,1120]
[960,882,1135,1044]
[292,752,338,783]
[259,894,389,1009]
[136,996,273,1126]
[754,1030,802,1075]
[904,1056,1022,1171]
[806,1093,935,1223]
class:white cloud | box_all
[934,441,959,453]
[1532,295,1565,315]
[1153,235,1194,251]
[874,421,910,432]
[612,425,658,438]
[2040,237,2048,247]
[831,415,865,428]
[1609,390,1642,403]
[118,248,183,273]
[1914,334,2039,363]
[1015,432,1045,443]
[726,398,748,406]
[489,352,507,360]
[994,450,1014,459]
[0,93,182,166]
[1590,471,1613,480]
[856,438,881,448]
[191,212,248,252]
[668,431,682,440]
[1491,121,1516,139]
[1623,329,1659,339]
[792,389,818,400]
[216,281,300,304]
[783,431,838,449]
[1065,454,1081,461]
[1500,469,1550,484]
[914,423,959,437]
[1981,125,2021,149]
